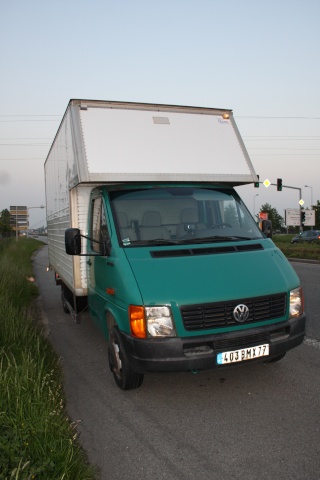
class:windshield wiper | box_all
[125,239,182,246]
[180,235,254,244]
[124,236,256,247]
[226,236,253,240]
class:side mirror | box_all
[65,228,81,255]
[261,219,272,239]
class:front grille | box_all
[183,327,289,354]
[181,293,287,331]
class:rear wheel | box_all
[61,285,70,314]
[108,327,144,390]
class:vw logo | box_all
[233,304,250,323]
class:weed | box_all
[0,238,97,480]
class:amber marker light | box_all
[129,305,146,338]
[222,113,230,119]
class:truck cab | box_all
[67,183,305,389]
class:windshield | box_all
[110,186,263,246]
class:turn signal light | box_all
[129,305,146,338]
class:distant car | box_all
[291,230,320,244]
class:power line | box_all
[0,144,50,146]
[0,114,60,123]
[0,114,319,122]
[0,158,45,162]
[250,153,320,156]
[0,114,319,119]
[248,148,320,151]
[244,137,320,140]
[236,115,320,120]
[244,135,320,137]
[0,137,52,140]
[0,120,59,123]
[0,115,60,117]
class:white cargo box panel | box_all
[45,103,91,294]
[47,99,257,186]
[45,183,91,295]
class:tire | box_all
[108,327,144,390]
[61,286,70,314]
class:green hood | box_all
[124,240,300,307]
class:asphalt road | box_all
[33,246,320,480]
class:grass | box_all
[0,238,97,480]
[273,234,320,261]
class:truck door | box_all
[88,194,111,324]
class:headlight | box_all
[289,287,304,317]
[129,305,176,338]
[145,306,176,338]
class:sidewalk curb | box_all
[288,258,320,265]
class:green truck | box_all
[45,99,306,389]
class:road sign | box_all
[9,205,28,231]
[285,209,315,227]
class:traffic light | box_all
[254,175,260,188]
[301,210,306,224]
[277,178,282,191]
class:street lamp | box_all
[27,205,45,236]
[253,194,259,220]
[304,185,313,208]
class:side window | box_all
[91,197,110,254]
[101,205,109,243]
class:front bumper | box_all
[120,314,306,374]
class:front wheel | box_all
[108,327,144,390]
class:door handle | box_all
[87,259,92,266]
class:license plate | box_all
[216,344,269,365]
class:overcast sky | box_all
[0,0,319,228]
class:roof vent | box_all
[153,116,170,125]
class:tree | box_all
[313,200,320,230]
[0,209,12,237]
[259,203,284,231]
